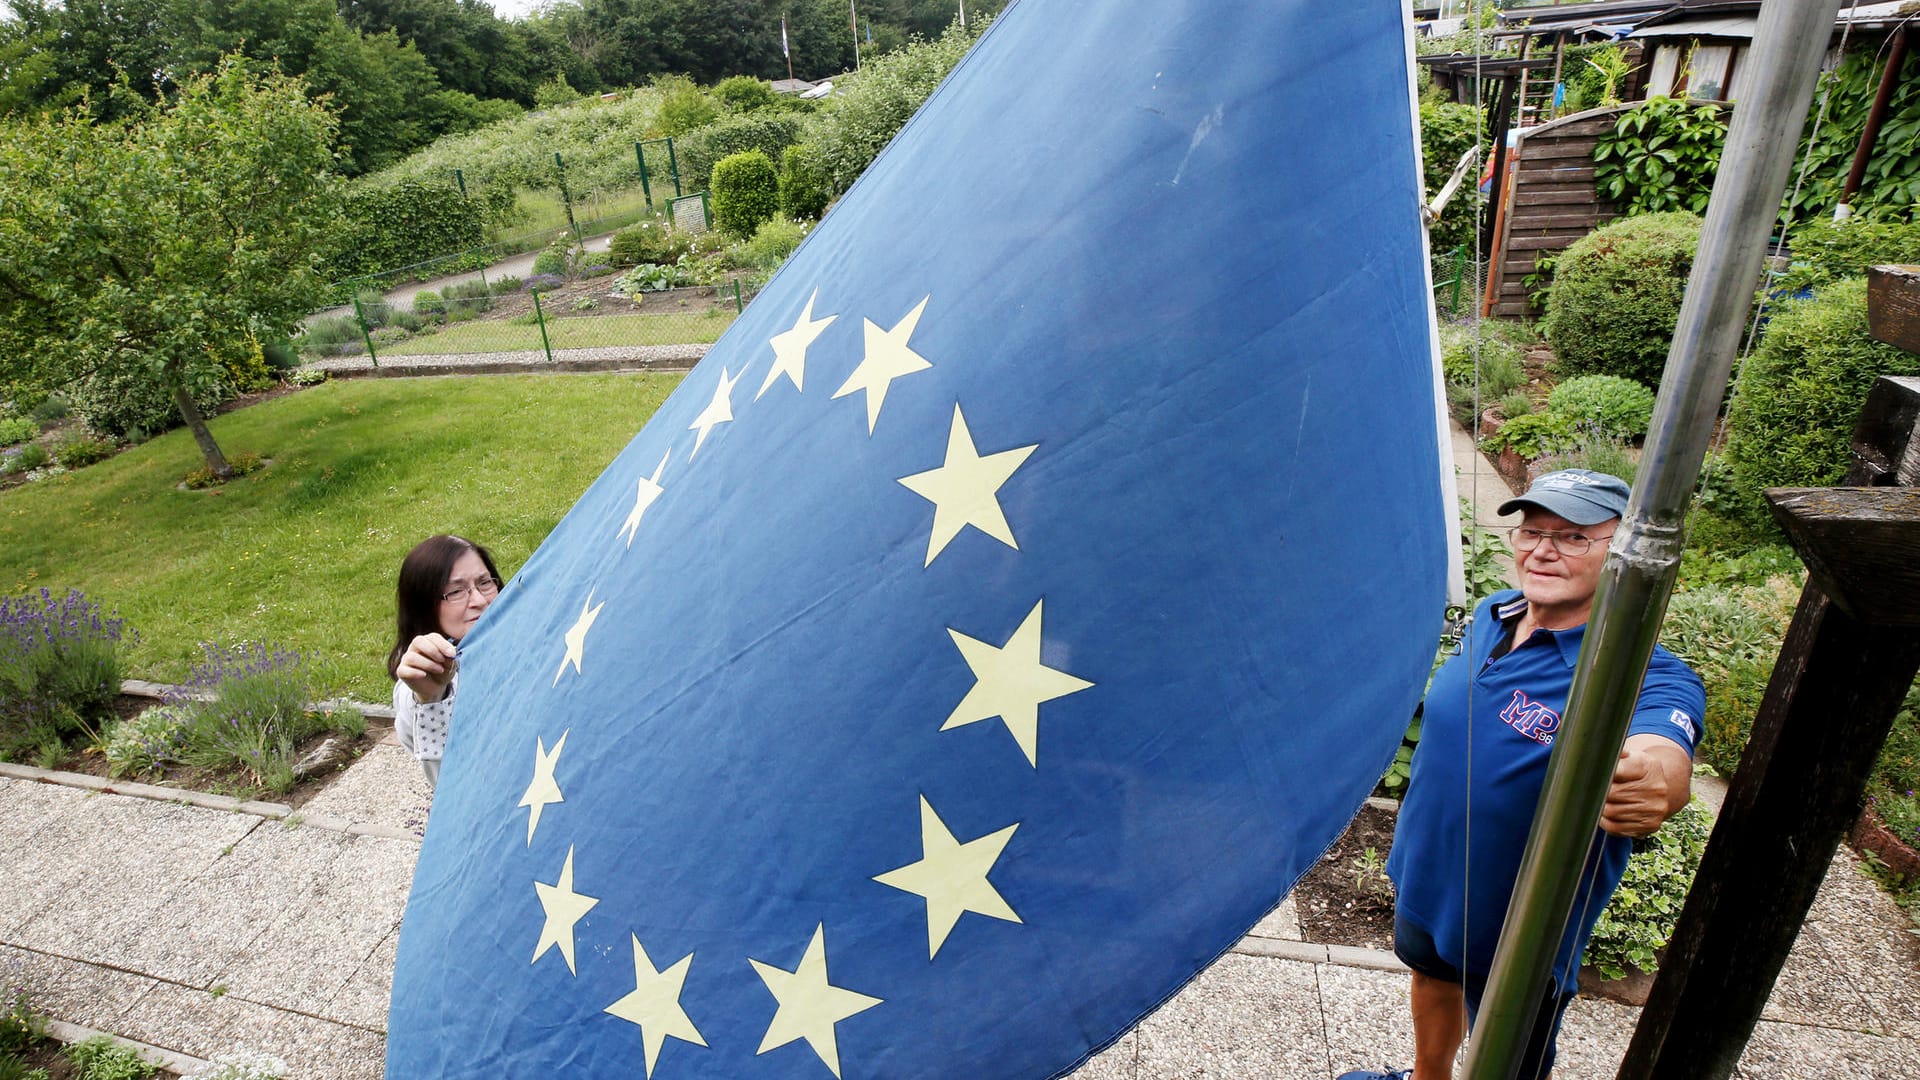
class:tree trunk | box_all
[172,382,232,480]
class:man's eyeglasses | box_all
[1508,526,1615,557]
[441,576,500,604]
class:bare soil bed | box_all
[1293,801,1400,952]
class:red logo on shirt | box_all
[1500,690,1560,745]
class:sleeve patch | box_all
[1668,709,1698,743]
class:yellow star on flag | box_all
[552,590,605,687]
[617,450,670,549]
[898,404,1038,566]
[944,598,1094,767]
[688,366,742,459]
[758,289,836,399]
[832,295,933,434]
[532,845,599,975]
[518,729,568,846]
[874,795,1022,958]
[603,936,707,1078]
[749,923,882,1079]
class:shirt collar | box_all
[1490,592,1587,669]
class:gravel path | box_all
[305,341,707,378]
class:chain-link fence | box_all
[298,272,754,370]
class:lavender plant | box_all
[101,704,196,778]
[0,589,137,762]
[174,642,321,790]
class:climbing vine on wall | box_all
[1782,45,1920,226]
[1593,96,1729,216]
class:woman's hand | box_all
[396,633,459,703]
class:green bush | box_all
[777,143,832,221]
[1776,217,1920,295]
[1661,579,1798,775]
[1535,432,1637,486]
[715,75,780,113]
[1585,798,1713,979]
[1497,391,1533,420]
[1439,320,1528,426]
[677,112,805,191]
[1547,374,1657,439]
[412,289,445,317]
[807,18,988,192]
[52,433,115,469]
[0,590,135,763]
[711,150,780,239]
[1419,100,1488,257]
[612,264,692,295]
[296,315,363,355]
[1724,278,1920,526]
[71,364,230,440]
[1544,212,1701,387]
[654,75,719,136]
[1482,410,1577,459]
[441,279,494,305]
[321,179,486,284]
[29,395,70,423]
[64,1037,156,1080]
[175,643,332,792]
[609,219,695,266]
[735,217,810,271]
[0,418,35,446]
[1,444,50,475]
[531,245,571,276]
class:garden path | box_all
[1,428,1915,1078]
[305,229,620,325]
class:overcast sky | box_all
[487,0,547,21]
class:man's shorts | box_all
[1394,915,1577,1078]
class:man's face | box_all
[1515,509,1618,616]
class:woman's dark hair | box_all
[388,534,503,679]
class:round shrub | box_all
[73,365,229,440]
[610,220,695,267]
[735,217,809,271]
[0,416,37,446]
[711,150,780,239]
[678,113,804,192]
[531,246,570,277]
[1547,374,1657,439]
[1543,211,1702,387]
[778,143,832,221]
[53,433,116,469]
[714,75,779,113]
[1725,276,1920,521]
[412,289,445,317]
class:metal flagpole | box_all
[1459,0,1844,1077]
[851,0,862,70]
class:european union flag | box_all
[389,1,1453,1076]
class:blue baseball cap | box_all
[1497,468,1630,526]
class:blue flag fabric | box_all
[388,1,1450,1077]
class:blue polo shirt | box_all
[1385,590,1705,993]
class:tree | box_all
[0,59,341,480]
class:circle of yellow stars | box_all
[516,286,1095,1077]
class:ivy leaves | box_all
[1593,97,1728,216]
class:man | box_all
[1340,469,1705,1080]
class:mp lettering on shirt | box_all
[1500,689,1561,745]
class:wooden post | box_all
[1615,375,1920,1080]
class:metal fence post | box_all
[667,137,683,197]
[1450,243,1468,314]
[733,279,744,313]
[699,190,712,229]
[636,142,653,207]
[531,288,556,365]
[555,152,583,247]
[351,295,380,368]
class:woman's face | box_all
[438,550,498,640]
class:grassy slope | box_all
[379,309,734,356]
[0,373,680,702]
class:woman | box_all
[388,534,504,787]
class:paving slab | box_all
[8,793,261,948]
[1071,1030,1139,1079]
[324,927,399,1032]
[1318,962,1419,1076]
[1553,996,1639,1077]
[0,944,160,1033]
[1734,1017,1920,1080]
[1134,953,1329,1078]
[111,821,352,989]
[215,831,415,1019]
[115,981,385,1080]
[298,742,433,838]
[1795,848,1920,1041]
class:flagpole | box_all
[850,0,862,70]
[1461,1,1843,1076]
[784,14,794,81]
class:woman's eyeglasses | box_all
[441,576,501,604]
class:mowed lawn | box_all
[0,373,681,702]
[378,310,735,356]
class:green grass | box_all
[379,310,735,356]
[0,374,680,702]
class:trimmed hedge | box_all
[1724,277,1920,523]
[322,179,487,283]
[676,112,805,193]
[711,151,780,239]
[1543,212,1701,387]
[778,143,832,221]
